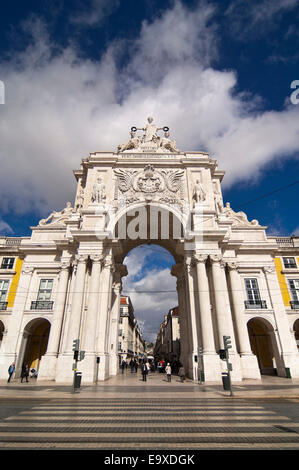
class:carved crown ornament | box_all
[114,164,185,207]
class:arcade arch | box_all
[19,318,51,374]
[0,320,4,347]
[247,317,279,376]
[293,319,299,349]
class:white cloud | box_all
[225,0,298,38]
[70,0,120,26]
[0,220,14,235]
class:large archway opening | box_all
[110,202,189,370]
[122,244,178,350]
[247,318,278,376]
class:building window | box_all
[0,280,9,310]
[1,257,15,269]
[244,278,267,309]
[289,279,299,309]
[283,257,297,269]
[37,279,53,301]
[31,279,54,310]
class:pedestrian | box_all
[165,363,171,382]
[21,364,29,383]
[178,364,185,383]
[141,362,148,382]
[7,362,15,383]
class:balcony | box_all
[0,301,8,310]
[31,300,54,310]
[244,300,267,309]
[290,301,299,310]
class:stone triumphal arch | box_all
[2,116,299,384]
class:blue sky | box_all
[0,0,298,340]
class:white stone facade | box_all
[0,117,299,383]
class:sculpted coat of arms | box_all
[114,164,184,206]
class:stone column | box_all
[77,254,103,383]
[38,258,71,380]
[210,254,242,380]
[109,263,127,376]
[264,266,299,378]
[185,257,199,380]
[194,254,215,353]
[97,254,114,380]
[193,254,220,381]
[83,254,103,355]
[227,262,260,379]
[65,254,87,352]
[56,254,87,382]
[171,263,189,367]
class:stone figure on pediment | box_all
[192,179,206,204]
[91,177,106,204]
[117,130,141,152]
[221,202,259,226]
[117,116,179,153]
[159,130,178,153]
[138,116,163,143]
[39,202,75,226]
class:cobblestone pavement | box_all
[1,372,299,450]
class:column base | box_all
[37,353,58,381]
[279,353,299,378]
[239,353,261,379]
[202,353,222,381]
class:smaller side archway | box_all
[247,317,279,376]
[0,320,4,348]
[18,318,51,376]
[293,319,299,349]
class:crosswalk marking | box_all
[1,399,299,449]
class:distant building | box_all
[119,296,145,364]
[154,306,180,363]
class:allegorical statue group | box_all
[117,116,178,153]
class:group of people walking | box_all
[120,358,186,383]
[7,363,34,383]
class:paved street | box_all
[1,372,299,450]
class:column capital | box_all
[60,259,71,271]
[209,254,222,263]
[90,254,104,264]
[21,264,34,275]
[226,261,239,271]
[193,253,209,264]
[75,253,88,263]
